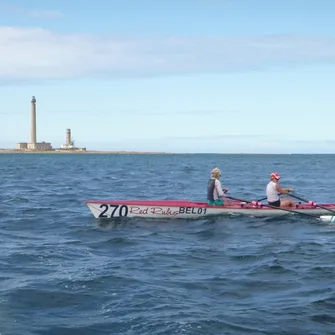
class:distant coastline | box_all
[0,149,171,155]
[0,149,334,155]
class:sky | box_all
[1,0,335,153]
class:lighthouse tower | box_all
[29,96,37,149]
[16,96,53,151]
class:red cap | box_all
[270,172,280,180]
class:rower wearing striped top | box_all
[207,168,228,206]
[266,172,296,207]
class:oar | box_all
[256,193,283,202]
[222,188,273,202]
[233,194,280,203]
[226,196,319,219]
[289,193,335,216]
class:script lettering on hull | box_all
[129,206,180,216]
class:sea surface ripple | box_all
[0,153,334,335]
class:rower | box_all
[207,168,228,206]
[266,172,296,207]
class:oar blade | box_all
[319,215,335,223]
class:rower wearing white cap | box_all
[266,172,296,207]
[207,168,228,206]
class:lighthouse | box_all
[30,95,37,148]
[16,96,53,151]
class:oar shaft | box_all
[226,196,318,218]
[289,194,335,216]
[257,193,281,202]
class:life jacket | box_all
[207,178,215,201]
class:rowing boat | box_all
[85,199,335,221]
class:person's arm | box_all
[275,183,293,194]
[215,179,225,197]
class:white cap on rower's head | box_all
[211,167,221,179]
[270,172,280,180]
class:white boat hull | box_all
[85,200,335,220]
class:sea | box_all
[0,153,334,335]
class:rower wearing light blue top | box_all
[207,168,228,206]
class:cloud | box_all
[5,5,63,19]
[161,134,270,141]
[25,9,63,19]
[1,26,335,81]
